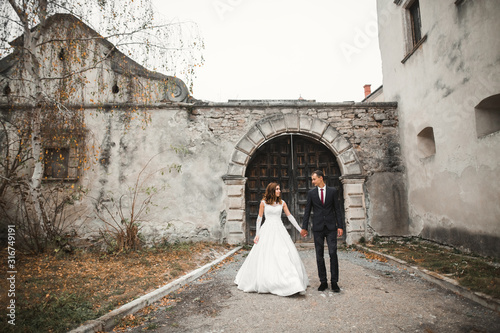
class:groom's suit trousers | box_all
[313,226,339,283]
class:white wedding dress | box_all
[234,201,309,296]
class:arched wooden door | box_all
[245,135,343,244]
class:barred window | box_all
[44,148,69,179]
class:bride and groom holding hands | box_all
[234,170,345,296]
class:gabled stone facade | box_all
[0,14,191,107]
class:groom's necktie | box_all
[321,188,324,205]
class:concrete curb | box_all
[353,245,500,313]
[69,246,242,333]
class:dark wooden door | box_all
[245,135,343,243]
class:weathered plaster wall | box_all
[377,0,500,256]
[80,107,231,244]
[365,172,408,236]
[78,102,405,245]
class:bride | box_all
[234,182,309,296]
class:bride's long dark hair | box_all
[263,182,282,205]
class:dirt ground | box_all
[0,242,234,333]
[116,248,500,333]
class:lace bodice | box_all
[263,201,283,221]
[256,200,301,236]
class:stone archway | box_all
[222,113,368,245]
[244,134,344,244]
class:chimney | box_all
[364,84,371,97]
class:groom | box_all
[301,170,344,292]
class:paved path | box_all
[124,248,500,333]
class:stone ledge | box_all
[193,101,398,108]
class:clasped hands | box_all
[255,228,344,243]
[255,230,309,244]
[300,228,344,237]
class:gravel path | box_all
[124,248,500,333]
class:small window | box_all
[44,148,69,179]
[112,82,120,94]
[3,84,11,96]
[401,0,427,63]
[58,48,66,61]
[408,0,422,46]
[417,127,436,158]
[475,94,500,138]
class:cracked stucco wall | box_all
[377,0,500,256]
[78,104,404,245]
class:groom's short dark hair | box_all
[312,170,324,179]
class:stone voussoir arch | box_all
[223,113,368,245]
[226,113,362,177]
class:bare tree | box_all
[0,0,203,251]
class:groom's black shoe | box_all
[331,282,341,293]
[318,282,328,291]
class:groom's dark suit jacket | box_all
[302,186,344,232]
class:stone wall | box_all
[76,101,405,245]
[190,102,402,175]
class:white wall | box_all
[377,0,500,256]
[79,108,232,244]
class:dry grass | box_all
[0,241,234,333]
[361,237,500,298]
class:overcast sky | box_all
[152,0,382,103]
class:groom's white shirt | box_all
[317,185,326,202]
